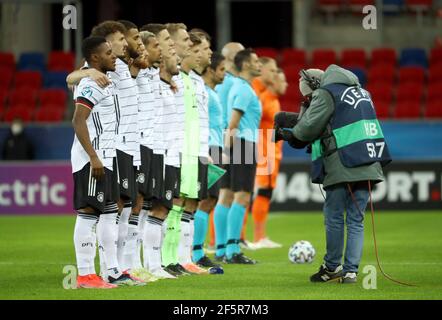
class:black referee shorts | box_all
[219,145,231,189]
[115,150,137,202]
[150,153,165,201]
[230,137,257,193]
[208,146,223,199]
[73,162,119,214]
[138,145,153,199]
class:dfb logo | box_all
[62,5,77,30]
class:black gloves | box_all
[273,111,311,149]
[274,112,299,142]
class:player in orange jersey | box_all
[250,68,288,249]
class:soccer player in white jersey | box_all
[187,31,213,267]
[137,24,185,278]
[188,34,226,269]
[72,36,140,288]
[101,20,143,273]
[123,44,159,282]
[135,31,176,279]
[161,24,208,275]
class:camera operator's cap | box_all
[299,68,324,96]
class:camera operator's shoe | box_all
[310,264,343,282]
[339,272,357,284]
[226,253,257,265]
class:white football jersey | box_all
[148,67,166,155]
[71,77,117,173]
[107,58,139,163]
[172,73,186,154]
[135,68,156,150]
[190,70,209,157]
[159,78,181,168]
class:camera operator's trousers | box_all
[323,183,369,274]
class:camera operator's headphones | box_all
[299,69,321,91]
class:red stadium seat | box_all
[373,101,390,119]
[398,66,426,84]
[429,47,442,66]
[0,52,15,71]
[429,65,442,83]
[48,51,75,72]
[280,48,307,67]
[254,47,279,60]
[349,0,375,13]
[0,67,14,89]
[284,82,303,106]
[3,105,34,122]
[371,48,397,67]
[341,49,367,69]
[406,0,433,11]
[279,96,300,113]
[0,89,7,118]
[318,0,342,13]
[39,89,67,107]
[427,83,442,102]
[283,64,304,82]
[311,49,337,70]
[367,64,396,84]
[396,82,424,103]
[34,106,65,122]
[14,71,42,90]
[8,88,38,109]
[424,100,442,118]
[394,100,422,118]
[366,83,394,105]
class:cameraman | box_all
[275,65,391,284]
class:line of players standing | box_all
[69,20,288,289]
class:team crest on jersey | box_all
[138,173,145,184]
[81,86,92,98]
[97,192,104,203]
[122,178,129,189]
[166,190,173,200]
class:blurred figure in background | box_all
[249,68,288,249]
[2,118,34,160]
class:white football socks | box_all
[124,213,139,271]
[178,212,193,265]
[74,213,98,276]
[144,216,164,272]
[136,209,148,268]
[117,204,131,269]
[97,203,122,279]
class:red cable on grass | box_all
[349,181,416,287]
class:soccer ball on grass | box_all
[288,240,316,264]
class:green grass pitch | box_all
[1,211,441,300]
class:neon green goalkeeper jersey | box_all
[181,71,200,157]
